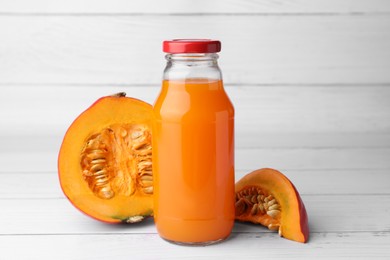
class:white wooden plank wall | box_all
[0,0,389,258]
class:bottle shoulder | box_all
[153,80,234,122]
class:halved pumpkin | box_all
[58,93,153,223]
[235,168,309,243]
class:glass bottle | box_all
[153,39,235,245]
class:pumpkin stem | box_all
[112,92,127,97]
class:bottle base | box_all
[155,216,234,246]
[162,236,227,247]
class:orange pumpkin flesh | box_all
[235,168,309,243]
[58,93,153,223]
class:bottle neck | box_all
[166,53,219,63]
[163,53,222,81]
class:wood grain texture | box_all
[0,15,389,85]
[1,0,390,14]
[1,169,389,199]
[1,85,389,137]
[1,232,389,259]
[1,85,388,174]
[1,144,389,173]
[1,195,389,234]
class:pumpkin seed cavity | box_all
[80,124,152,199]
[235,186,282,235]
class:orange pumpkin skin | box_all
[235,168,309,243]
[58,93,153,223]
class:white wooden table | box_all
[1,0,390,258]
[1,130,390,259]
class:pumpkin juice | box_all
[153,79,235,244]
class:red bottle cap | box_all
[163,39,221,53]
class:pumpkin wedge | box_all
[58,93,153,223]
[235,168,309,243]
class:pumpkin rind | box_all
[235,168,309,243]
[58,94,153,223]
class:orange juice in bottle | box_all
[153,40,235,245]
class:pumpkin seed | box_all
[267,209,281,218]
[251,203,258,215]
[268,204,280,211]
[268,199,276,206]
[235,198,246,216]
[268,223,280,231]
[91,158,106,164]
[98,187,114,199]
[258,203,265,214]
[125,215,144,223]
[251,195,258,204]
[143,186,153,194]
